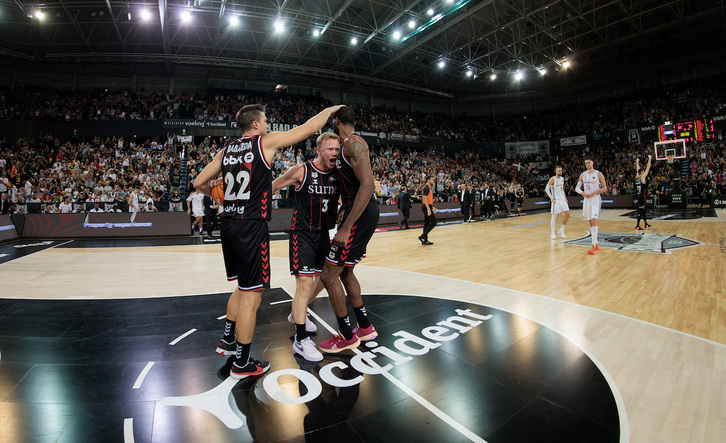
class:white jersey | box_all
[129,192,139,212]
[552,176,566,200]
[188,192,205,217]
[582,170,601,196]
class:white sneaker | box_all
[550,233,556,239]
[293,337,323,362]
[558,228,566,238]
[288,312,317,333]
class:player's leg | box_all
[559,209,569,237]
[231,289,270,379]
[319,262,360,352]
[291,276,323,361]
[340,266,377,341]
[550,206,557,239]
[216,289,239,356]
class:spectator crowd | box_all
[1,72,725,216]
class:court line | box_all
[269,299,293,305]
[217,314,226,320]
[132,362,155,389]
[123,418,134,443]
[279,286,487,443]
[169,328,197,345]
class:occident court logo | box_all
[131,291,622,441]
[564,231,702,254]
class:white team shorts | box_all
[192,208,205,218]
[582,196,601,220]
[551,199,570,215]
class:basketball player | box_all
[271,132,341,361]
[187,188,205,234]
[419,175,436,245]
[544,166,570,239]
[515,184,525,215]
[634,155,652,230]
[576,158,608,254]
[318,106,379,353]
[126,188,139,222]
[193,103,344,379]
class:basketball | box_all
[210,179,224,202]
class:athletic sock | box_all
[591,226,599,245]
[550,213,557,234]
[560,224,566,231]
[337,315,354,340]
[353,305,371,329]
[235,341,251,365]
[223,320,236,342]
[295,323,308,342]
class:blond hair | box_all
[316,131,340,147]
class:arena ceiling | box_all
[1,0,725,99]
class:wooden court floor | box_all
[1,208,725,441]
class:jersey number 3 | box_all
[224,171,251,201]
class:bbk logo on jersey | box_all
[312,171,318,179]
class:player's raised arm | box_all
[262,105,345,162]
[272,164,305,193]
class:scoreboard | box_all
[659,119,716,142]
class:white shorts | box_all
[582,196,601,220]
[552,199,570,215]
[192,208,205,218]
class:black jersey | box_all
[336,133,369,208]
[220,135,272,221]
[635,177,648,199]
[292,161,339,231]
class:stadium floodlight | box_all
[408,20,416,29]
[313,29,320,37]
[274,20,285,33]
[140,9,152,21]
[490,73,496,80]
[563,61,570,69]
[35,10,45,20]
[351,37,358,45]
[438,60,446,69]
[392,30,401,40]
[181,10,192,23]
[515,71,523,81]
[427,9,435,16]
[465,70,473,77]
[229,16,239,27]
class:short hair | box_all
[316,132,340,147]
[333,106,356,126]
[555,165,563,169]
[235,104,265,131]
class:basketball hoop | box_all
[666,154,675,164]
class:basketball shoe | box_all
[558,227,566,238]
[644,224,651,229]
[293,336,323,362]
[353,324,378,341]
[287,312,317,333]
[319,332,360,353]
[230,357,270,380]
[216,338,236,356]
[587,244,600,255]
[551,232,557,239]
[635,226,643,230]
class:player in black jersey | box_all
[319,106,379,353]
[194,103,344,379]
[272,132,341,361]
[635,154,652,230]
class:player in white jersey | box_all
[576,158,608,254]
[544,166,570,239]
[127,189,139,222]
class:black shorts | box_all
[290,229,329,276]
[221,218,270,292]
[326,198,379,267]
